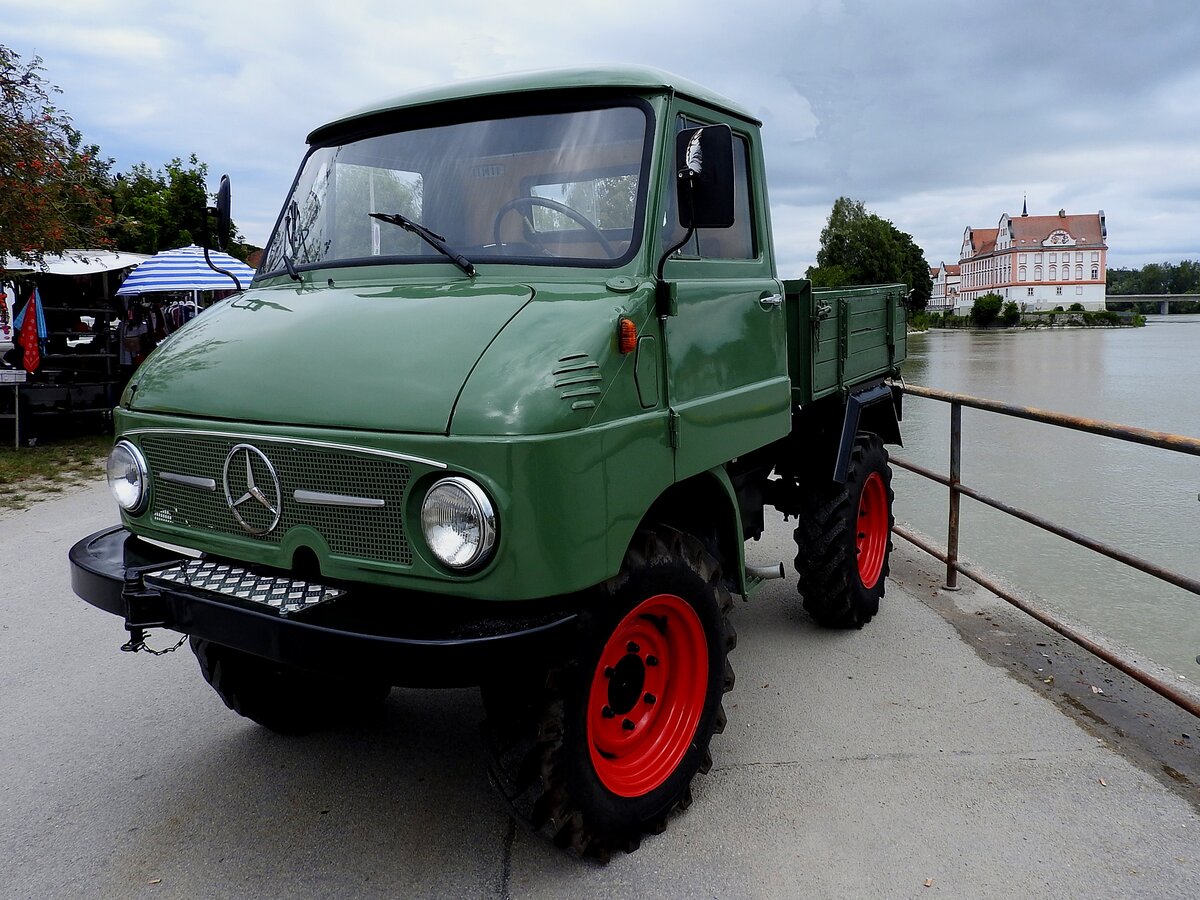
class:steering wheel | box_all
[492,196,618,259]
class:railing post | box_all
[945,401,962,590]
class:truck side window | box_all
[663,119,755,260]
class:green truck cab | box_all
[70,67,906,858]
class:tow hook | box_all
[120,567,183,655]
[120,626,186,656]
[120,626,146,653]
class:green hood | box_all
[128,282,533,434]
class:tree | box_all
[108,155,243,257]
[0,45,114,269]
[1107,260,1200,296]
[1001,301,1021,326]
[971,293,1004,327]
[806,197,932,311]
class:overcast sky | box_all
[5,0,1198,273]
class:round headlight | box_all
[107,440,148,513]
[421,477,497,570]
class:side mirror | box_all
[215,175,232,251]
[675,124,735,229]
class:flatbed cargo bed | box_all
[784,280,907,404]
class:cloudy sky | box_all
[4,0,1198,273]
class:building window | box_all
[1056,286,1063,295]
[1091,251,1100,262]
[1035,265,1043,280]
[1049,252,1057,263]
[1027,287,1034,296]
[1049,265,1057,280]
[1075,265,1083,279]
[1076,252,1083,263]
[1076,286,1083,295]
[1062,267,1070,281]
[1019,266,1027,281]
[1019,253,1027,264]
[1091,266,1099,279]
[1035,252,1043,263]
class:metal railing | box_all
[890,383,1200,719]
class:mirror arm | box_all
[202,242,243,293]
[654,178,697,318]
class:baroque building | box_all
[953,204,1107,314]
[929,263,961,311]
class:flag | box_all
[14,287,46,374]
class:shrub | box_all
[970,293,1004,327]
[1069,302,1085,312]
[1000,301,1021,326]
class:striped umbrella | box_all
[116,245,256,296]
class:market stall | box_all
[1,250,149,444]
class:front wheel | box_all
[190,638,391,734]
[793,433,895,628]
[483,527,736,859]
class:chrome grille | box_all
[139,434,412,565]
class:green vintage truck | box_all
[70,67,907,858]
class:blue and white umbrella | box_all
[116,244,256,297]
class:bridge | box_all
[1106,293,1200,314]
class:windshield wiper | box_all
[369,212,476,278]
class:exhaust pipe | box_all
[746,562,785,580]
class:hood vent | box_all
[554,352,603,411]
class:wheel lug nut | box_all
[622,718,635,731]
[604,666,615,678]
[646,655,659,667]
[644,693,656,705]
[627,641,639,653]
[602,705,614,719]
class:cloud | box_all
[2,0,1198,270]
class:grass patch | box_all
[0,433,112,510]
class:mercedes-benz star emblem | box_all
[222,444,282,535]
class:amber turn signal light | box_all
[618,316,637,354]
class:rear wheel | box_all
[190,637,391,734]
[793,433,894,628]
[483,527,736,859]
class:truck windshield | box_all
[261,103,651,277]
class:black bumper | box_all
[69,526,579,687]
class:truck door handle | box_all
[758,293,783,311]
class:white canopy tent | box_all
[1,250,151,350]
[0,249,151,276]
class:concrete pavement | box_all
[1,482,1196,898]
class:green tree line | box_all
[1106,260,1200,313]
[1,44,247,270]
[1106,260,1200,295]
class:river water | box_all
[893,315,1200,676]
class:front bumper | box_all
[69,526,579,687]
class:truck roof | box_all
[307,65,759,144]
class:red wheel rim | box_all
[856,471,888,589]
[587,593,709,798]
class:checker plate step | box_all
[145,560,344,616]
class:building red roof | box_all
[966,228,998,259]
[1008,212,1106,248]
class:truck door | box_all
[660,113,791,480]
